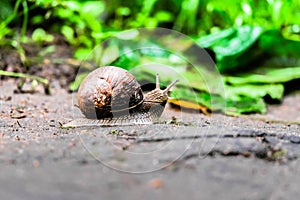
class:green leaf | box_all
[32,28,54,44]
[81,1,105,17]
[224,97,267,115]
[0,0,13,20]
[61,25,74,44]
[225,84,284,102]
[196,26,263,72]
[111,51,141,70]
[170,85,267,114]
[74,48,93,60]
[116,7,131,16]
[154,11,173,22]
[225,66,300,85]
[259,30,300,57]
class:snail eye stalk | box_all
[156,73,160,89]
[163,79,179,95]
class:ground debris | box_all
[148,178,164,189]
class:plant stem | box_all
[21,0,28,38]
[0,70,49,85]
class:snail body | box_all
[77,66,178,126]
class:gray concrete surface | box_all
[0,80,300,200]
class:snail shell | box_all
[76,66,178,126]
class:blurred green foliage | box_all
[1,0,300,115]
[1,0,300,60]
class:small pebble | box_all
[149,178,164,189]
[33,159,40,168]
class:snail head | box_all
[144,73,178,105]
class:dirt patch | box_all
[0,43,78,92]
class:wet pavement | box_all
[0,80,300,199]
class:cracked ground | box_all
[1,80,300,200]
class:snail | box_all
[73,66,178,126]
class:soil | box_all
[1,45,300,199]
[0,43,78,92]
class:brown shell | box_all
[77,66,144,119]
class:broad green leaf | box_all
[259,30,300,57]
[196,26,263,72]
[0,0,13,20]
[111,50,141,71]
[225,66,300,85]
[225,84,284,101]
[170,86,266,114]
[224,97,267,115]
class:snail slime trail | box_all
[70,66,179,127]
